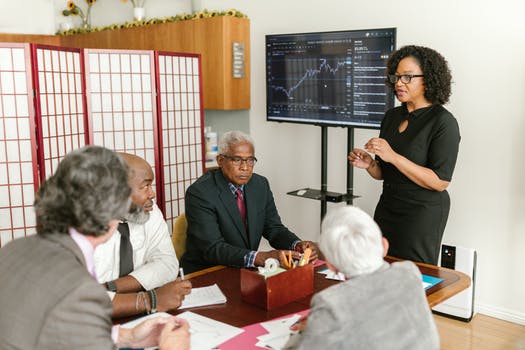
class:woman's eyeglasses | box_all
[387,74,424,84]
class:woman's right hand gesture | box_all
[348,148,373,169]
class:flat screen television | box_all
[266,28,396,129]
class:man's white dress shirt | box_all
[94,203,179,299]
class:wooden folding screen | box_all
[156,52,204,229]
[84,49,160,198]
[0,43,204,247]
[0,43,39,246]
[32,45,88,180]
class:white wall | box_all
[54,0,193,32]
[1,0,523,325]
[195,0,525,324]
[0,0,54,34]
[0,0,192,34]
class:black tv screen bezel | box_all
[265,27,396,129]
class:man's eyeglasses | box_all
[387,74,424,84]
[221,155,258,167]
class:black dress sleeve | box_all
[427,107,461,181]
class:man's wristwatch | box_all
[105,280,117,292]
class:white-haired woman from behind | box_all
[285,205,439,350]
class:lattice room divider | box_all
[0,43,39,246]
[155,51,204,228]
[0,43,205,247]
[32,45,88,180]
[84,49,160,197]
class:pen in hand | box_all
[179,267,185,280]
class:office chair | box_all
[172,213,187,261]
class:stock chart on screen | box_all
[266,28,396,128]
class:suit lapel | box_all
[244,182,259,250]
[215,171,250,247]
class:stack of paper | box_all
[121,311,244,350]
[255,314,302,349]
[179,283,227,309]
[177,311,244,349]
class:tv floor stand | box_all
[288,125,359,220]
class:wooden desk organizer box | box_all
[240,263,314,310]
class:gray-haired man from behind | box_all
[286,205,439,350]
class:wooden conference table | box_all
[172,258,471,328]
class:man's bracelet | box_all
[147,289,157,314]
[135,291,145,312]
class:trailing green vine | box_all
[56,8,248,36]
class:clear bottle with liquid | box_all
[205,127,218,161]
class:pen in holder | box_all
[281,248,312,269]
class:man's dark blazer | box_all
[181,169,300,273]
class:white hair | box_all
[320,205,384,278]
[218,130,254,155]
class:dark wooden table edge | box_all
[117,259,470,326]
[186,259,472,306]
[186,265,227,279]
[385,256,471,307]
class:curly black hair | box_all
[34,146,131,237]
[386,45,452,105]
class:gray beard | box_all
[126,204,150,225]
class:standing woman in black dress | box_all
[348,45,460,265]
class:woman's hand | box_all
[364,137,396,163]
[348,148,374,169]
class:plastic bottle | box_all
[205,127,218,161]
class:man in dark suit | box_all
[181,130,318,273]
[0,146,189,350]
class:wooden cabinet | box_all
[191,17,250,110]
[0,16,250,110]
[60,17,251,110]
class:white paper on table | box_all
[317,268,346,281]
[256,331,295,349]
[260,314,301,334]
[255,314,302,349]
[176,311,244,350]
[121,310,244,350]
[121,311,173,328]
[179,283,227,309]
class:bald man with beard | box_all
[94,153,191,319]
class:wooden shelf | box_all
[0,16,250,110]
